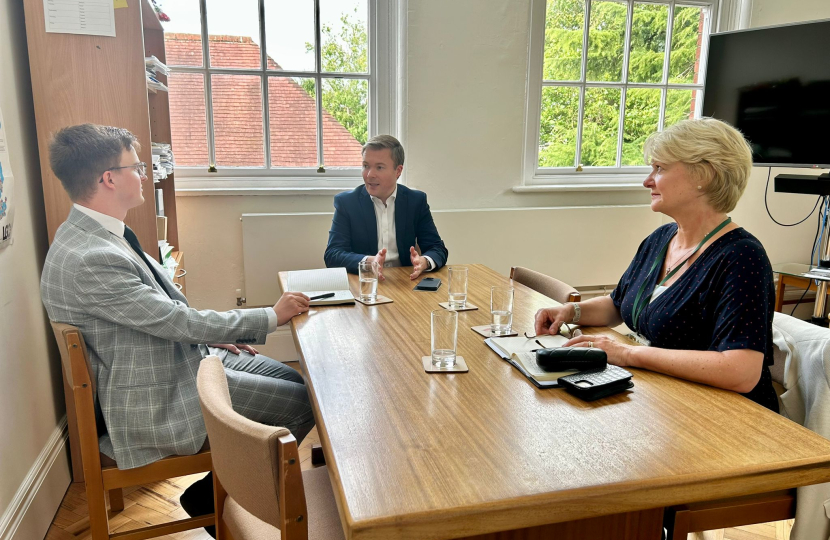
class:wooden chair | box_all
[196,355,344,540]
[510,266,581,304]
[51,321,216,540]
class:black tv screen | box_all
[702,19,830,168]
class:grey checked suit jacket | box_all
[41,208,270,469]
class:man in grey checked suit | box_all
[41,125,314,526]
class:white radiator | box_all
[241,205,661,305]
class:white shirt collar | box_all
[74,203,126,237]
[370,185,398,207]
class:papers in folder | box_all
[286,268,355,306]
[485,334,575,386]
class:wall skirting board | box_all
[0,416,71,540]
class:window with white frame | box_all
[160,0,396,185]
[523,0,715,186]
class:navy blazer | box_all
[324,184,449,274]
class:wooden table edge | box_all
[344,458,830,540]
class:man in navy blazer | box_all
[324,135,448,280]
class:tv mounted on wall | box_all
[702,19,830,168]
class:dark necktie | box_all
[123,226,172,298]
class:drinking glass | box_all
[431,309,458,367]
[490,286,514,335]
[447,266,468,309]
[358,260,379,302]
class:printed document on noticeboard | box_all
[44,0,116,37]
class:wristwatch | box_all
[569,302,581,324]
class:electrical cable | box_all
[765,167,822,226]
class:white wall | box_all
[177,0,828,315]
[751,0,830,27]
[0,2,70,539]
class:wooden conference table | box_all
[280,264,830,540]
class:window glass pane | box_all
[628,3,668,83]
[669,6,705,83]
[264,0,315,71]
[269,77,318,167]
[162,1,204,67]
[169,73,209,166]
[543,0,584,81]
[581,87,621,166]
[321,78,366,166]
[539,86,579,167]
[586,0,627,82]
[319,0,368,74]
[206,0,261,69]
[664,89,699,127]
[211,75,264,167]
[622,88,661,165]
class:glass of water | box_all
[490,286,514,336]
[358,260,379,303]
[431,309,458,368]
[447,266,468,309]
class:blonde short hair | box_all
[643,118,753,213]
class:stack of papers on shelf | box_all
[145,56,169,93]
[158,240,174,263]
[151,143,174,181]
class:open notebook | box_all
[485,334,576,388]
[285,268,355,306]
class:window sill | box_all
[513,183,646,193]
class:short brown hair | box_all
[49,124,140,202]
[362,134,405,168]
[643,118,753,213]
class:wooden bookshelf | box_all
[24,0,183,482]
[23,0,179,260]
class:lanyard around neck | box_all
[630,217,732,332]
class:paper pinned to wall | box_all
[43,0,116,37]
[0,107,15,250]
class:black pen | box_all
[309,292,335,300]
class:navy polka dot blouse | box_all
[610,223,778,411]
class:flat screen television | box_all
[702,19,830,168]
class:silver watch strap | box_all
[570,302,581,324]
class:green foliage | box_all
[539,0,704,168]
[301,10,368,145]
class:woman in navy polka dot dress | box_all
[535,118,778,411]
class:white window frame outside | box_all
[519,0,723,192]
[174,0,402,194]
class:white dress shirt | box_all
[365,187,435,271]
[73,204,278,332]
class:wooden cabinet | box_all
[23,0,178,259]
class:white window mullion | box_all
[258,0,271,169]
[615,0,634,167]
[574,0,593,168]
[314,0,324,169]
[199,0,217,169]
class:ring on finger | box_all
[587,341,594,348]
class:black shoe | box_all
[179,472,216,538]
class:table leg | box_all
[460,507,664,540]
[774,277,786,313]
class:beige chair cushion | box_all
[224,466,345,540]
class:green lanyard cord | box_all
[631,217,732,333]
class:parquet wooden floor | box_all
[43,425,795,540]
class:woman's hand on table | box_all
[563,334,636,367]
[534,305,575,336]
